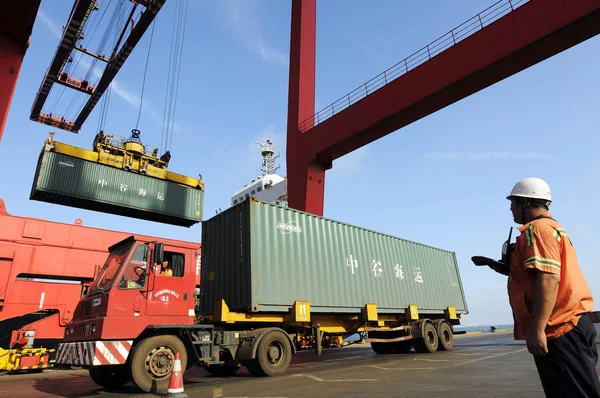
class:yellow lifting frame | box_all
[43,132,204,190]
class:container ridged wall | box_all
[30,151,203,227]
[200,199,468,316]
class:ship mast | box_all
[255,139,280,176]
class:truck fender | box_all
[235,327,296,362]
[410,319,433,340]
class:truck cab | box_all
[56,234,301,394]
[56,236,201,390]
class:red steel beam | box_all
[29,0,97,126]
[289,0,600,215]
[0,1,42,141]
[286,0,328,215]
[75,45,111,63]
[36,114,77,131]
[55,73,95,95]
[72,0,167,132]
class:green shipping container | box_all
[30,150,204,227]
[200,199,468,317]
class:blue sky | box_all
[1,0,599,326]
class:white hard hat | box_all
[507,178,552,202]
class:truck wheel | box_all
[391,341,413,353]
[204,350,239,377]
[89,365,129,389]
[436,321,454,351]
[413,321,438,353]
[246,331,292,376]
[129,335,188,393]
[371,342,394,354]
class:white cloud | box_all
[107,79,139,107]
[423,152,553,160]
[38,10,62,39]
[332,146,369,174]
[221,0,288,68]
[252,40,288,67]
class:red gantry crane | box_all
[286,0,600,216]
[0,1,42,141]
[29,0,166,133]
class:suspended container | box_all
[30,149,204,227]
[200,198,468,317]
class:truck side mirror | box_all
[93,264,101,279]
[154,243,164,265]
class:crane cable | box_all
[135,20,156,129]
[68,0,127,120]
[161,0,188,153]
[168,0,189,152]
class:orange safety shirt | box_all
[508,212,594,340]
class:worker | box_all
[159,259,173,277]
[472,177,599,397]
[92,130,104,152]
[159,150,171,163]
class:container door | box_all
[146,250,190,317]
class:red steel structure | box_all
[2,2,194,354]
[286,0,600,216]
[0,198,200,349]
[0,1,42,141]
[29,0,167,133]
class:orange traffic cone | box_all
[165,352,187,397]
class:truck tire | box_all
[246,330,292,376]
[89,365,129,389]
[391,340,413,353]
[413,321,438,353]
[372,340,412,354]
[129,335,188,393]
[204,350,240,377]
[371,342,394,354]
[435,320,454,351]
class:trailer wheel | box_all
[89,365,129,389]
[246,330,292,376]
[413,321,438,353]
[391,341,413,353]
[129,335,188,393]
[371,342,392,354]
[435,320,454,351]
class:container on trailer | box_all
[30,150,204,227]
[200,198,468,317]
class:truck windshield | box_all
[89,239,134,293]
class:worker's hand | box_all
[471,256,495,266]
[472,256,510,276]
[526,327,548,356]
